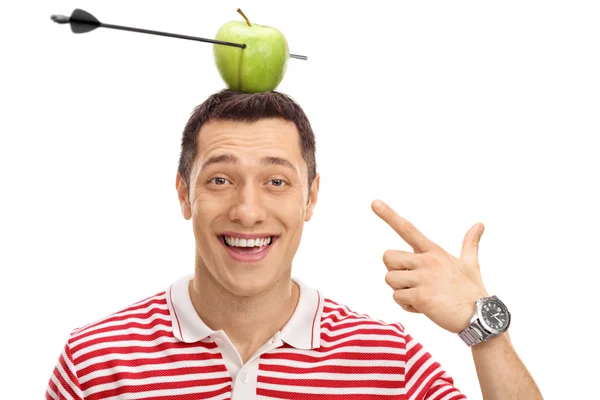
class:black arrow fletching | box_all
[69,9,101,34]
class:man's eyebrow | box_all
[200,153,239,169]
[260,156,296,171]
[200,154,296,172]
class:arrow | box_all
[51,9,308,60]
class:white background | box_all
[1,1,598,398]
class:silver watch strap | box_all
[459,318,492,347]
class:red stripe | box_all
[409,366,444,399]
[321,318,404,335]
[87,381,232,400]
[311,291,321,348]
[257,389,401,399]
[260,363,404,375]
[71,328,176,355]
[169,285,184,341]
[72,295,167,336]
[75,341,219,365]
[319,339,406,353]
[78,352,225,379]
[428,384,466,400]
[72,308,171,342]
[259,375,404,389]
[82,365,230,389]
[321,327,408,342]
[79,345,223,378]
[52,347,82,400]
[261,350,405,362]
[46,376,58,399]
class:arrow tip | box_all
[51,14,70,24]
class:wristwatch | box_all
[459,295,511,347]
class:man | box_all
[46,90,542,399]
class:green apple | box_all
[213,9,289,93]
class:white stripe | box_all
[322,301,356,314]
[79,359,229,384]
[257,381,405,395]
[261,369,406,381]
[107,301,169,321]
[321,323,404,338]
[427,380,460,399]
[45,385,59,400]
[128,293,166,307]
[405,345,434,379]
[409,362,444,400]
[269,345,405,356]
[50,374,75,400]
[321,309,373,323]
[77,347,223,370]
[439,388,463,400]
[56,349,84,399]
[73,335,182,359]
[83,372,231,397]
[71,321,172,349]
[320,332,405,347]
[72,294,166,334]
[72,313,171,347]
[406,336,420,350]
[96,382,231,400]
[322,302,389,324]
[260,357,404,368]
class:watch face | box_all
[481,299,510,331]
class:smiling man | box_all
[46,90,542,399]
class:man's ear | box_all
[304,173,320,222]
[176,172,192,220]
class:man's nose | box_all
[228,184,267,227]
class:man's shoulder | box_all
[65,290,171,349]
[320,296,407,341]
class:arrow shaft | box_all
[54,11,308,60]
[99,22,246,49]
[101,22,307,59]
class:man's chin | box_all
[218,265,289,298]
[222,277,276,298]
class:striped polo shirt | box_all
[46,274,466,399]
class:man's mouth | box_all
[219,234,277,255]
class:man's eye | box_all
[209,177,229,185]
[269,179,287,187]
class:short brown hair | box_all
[177,90,317,198]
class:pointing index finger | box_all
[371,200,437,253]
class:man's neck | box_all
[188,266,300,363]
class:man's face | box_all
[176,118,319,297]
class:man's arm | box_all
[472,333,542,399]
[46,342,84,400]
[371,200,543,399]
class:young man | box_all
[46,90,542,399]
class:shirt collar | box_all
[166,274,323,350]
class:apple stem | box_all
[237,8,252,27]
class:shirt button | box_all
[240,372,249,383]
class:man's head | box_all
[177,90,317,201]
[175,90,319,297]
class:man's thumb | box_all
[460,223,484,261]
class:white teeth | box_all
[224,236,272,247]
